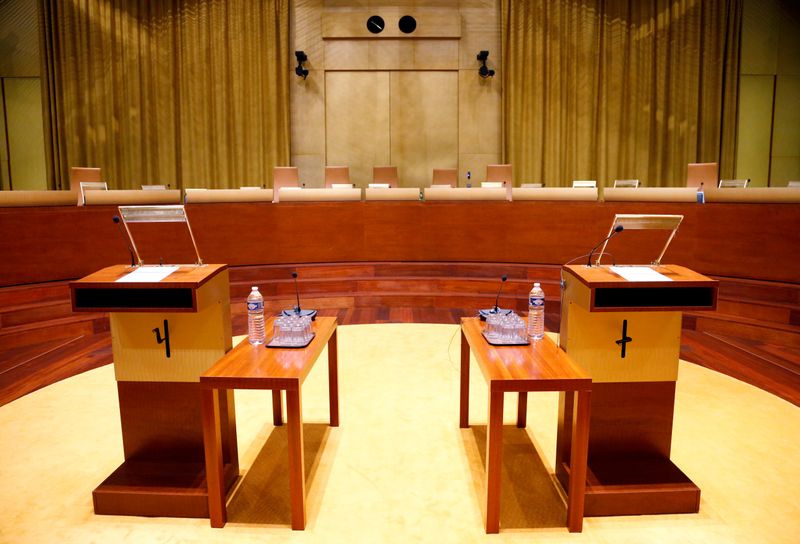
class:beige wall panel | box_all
[4,78,46,190]
[458,153,502,186]
[290,71,326,156]
[0,0,40,77]
[458,69,501,155]
[736,75,774,186]
[322,9,460,38]
[777,2,800,75]
[771,75,800,157]
[324,39,458,71]
[458,2,501,70]
[390,71,458,188]
[292,0,326,70]
[769,156,800,186]
[326,71,390,187]
[740,0,779,74]
[291,153,326,187]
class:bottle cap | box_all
[251,286,258,291]
[534,282,540,287]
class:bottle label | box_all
[247,301,263,311]
[529,296,544,307]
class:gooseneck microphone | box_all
[281,271,318,320]
[586,225,624,267]
[494,275,508,312]
[479,275,513,320]
[112,215,137,267]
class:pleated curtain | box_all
[501,0,742,187]
[39,0,290,190]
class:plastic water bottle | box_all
[247,286,265,345]
[527,282,545,340]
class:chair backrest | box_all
[325,166,350,188]
[687,162,718,188]
[70,167,102,187]
[787,181,800,188]
[572,180,596,188]
[719,179,749,188]
[372,166,398,187]
[613,179,639,188]
[142,184,167,190]
[486,164,512,185]
[431,168,457,187]
[78,181,108,206]
[273,166,299,189]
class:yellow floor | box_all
[0,324,798,543]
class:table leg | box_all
[272,390,284,426]
[516,392,528,428]
[201,387,227,528]
[286,388,306,530]
[328,328,339,427]
[566,389,591,533]
[485,387,504,533]
[460,329,470,428]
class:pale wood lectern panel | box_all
[70,264,237,518]
[557,264,717,517]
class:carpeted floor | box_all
[0,324,798,543]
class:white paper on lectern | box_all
[609,266,673,282]
[116,266,180,283]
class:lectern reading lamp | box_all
[117,205,204,267]
[593,214,683,267]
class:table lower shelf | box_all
[557,456,700,517]
[93,459,239,518]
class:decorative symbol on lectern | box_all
[615,319,633,359]
[153,319,171,358]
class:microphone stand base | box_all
[478,308,513,321]
[281,308,318,320]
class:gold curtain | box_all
[501,0,741,187]
[39,0,290,190]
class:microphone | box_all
[586,224,624,267]
[112,215,137,267]
[281,271,317,320]
[479,275,513,320]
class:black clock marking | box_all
[398,15,417,34]
[367,15,385,34]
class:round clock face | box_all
[398,15,417,34]
[367,15,385,34]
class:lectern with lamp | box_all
[70,205,238,518]
[556,214,718,516]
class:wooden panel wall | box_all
[290,0,501,188]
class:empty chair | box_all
[719,179,749,188]
[486,164,512,186]
[572,180,597,188]
[70,167,103,205]
[613,179,639,188]
[142,184,167,190]
[371,166,398,188]
[325,166,352,188]
[686,162,718,188]
[273,166,300,202]
[431,168,457,187]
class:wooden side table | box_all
[459,317,591,533]
[200,316,339,530]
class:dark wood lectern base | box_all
[557,457,700,517]
[93,460,239,518]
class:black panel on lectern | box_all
[594,287,715,309]
[73,288,194,310]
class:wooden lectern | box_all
[70,264,238,518]
[556,264,717,516]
